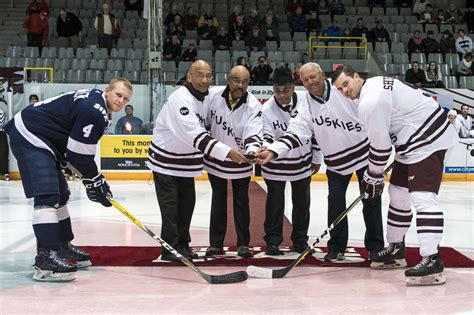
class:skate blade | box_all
[33,268,77,282]
[370,259,407,269]
[76,260,92,268]
[406,273,446,286]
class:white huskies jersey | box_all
[268,80,369,176]
[455,114,472,138]
[203,86,263,179]
[261,91,314,181]
[358,76,459,174]
[147,84,231,177]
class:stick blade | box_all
[204,271,248,284]
[246,265,275,279]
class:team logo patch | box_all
[256,111,262,117]
[180,107,189,115]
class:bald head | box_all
[229,65,250,81]
[228,66,250,100]
[187,60,212,93]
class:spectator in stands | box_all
[181,42,197,61]
[163,34,182,64]
[440,29,456,57]
[198,18,218,41]
[317,0,330,15]
[245,26,267,57]
[445,3,464,24]
[425,61,446,87]
[418,4,436,25]
[236,56,252,73]
[124,0,143,18]
[251,56,273,85]
[292,64,303,85]
[245,8,260,29]
[164,4,183,28]
[183,7,198,31]
[0,106,9,181]
[230,14,250,41]
[351,17,370,46]
[455,105,473,137]
[435,9,447,25]
[323,20,342,42]
[198,7,219,28]
[394,0,412,11]
[25,0,49,16]
[304,0,319,14]
[341,27,352,45]
[288,7,306,37]
[94,3,119,55]
[262,15,281,47]
[166,14,186,40]
[369,20,391,51]
[368,0,386,14]
[455,29,473,59]
[56,8,82,52]
[29,94,39,104]
[329,0,345,20]
[408,30,425,58]
[115,105,143,135]
[228,6,241,31]
[288,0,304,15]
[413,0,431,19]
[214,26,232,51]
[261,9,279,28]
[423,30,440,58]
[23,10,49,55]
[306,11,322,37]
[455,52,474,87]
[466,0,474,33]
[405,61,427,87]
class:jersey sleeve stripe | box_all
[326,153,369,173]
[368,145,392,154]
[196,134,214,152]
[324,143,369,167]
[324,137,369,158]
[193,131,208,148]
[398,121,450,156]
[67,137,97,155]
[150,141,201,157]
[14,112,56,158]
[205,139,218,156]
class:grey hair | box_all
[299,62,324,77]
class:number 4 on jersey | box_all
[82,124,94,138]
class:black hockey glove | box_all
[361,170,385,199]
[83,174,113,207]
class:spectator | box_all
[23,10,49,55]
[351,17,370,46]
[317,0,330,15]
[288,7,306,37]
[229,14,250,41]
[445,3,464,24]
[368,0,386,13]
[164,4,182,27]
[29,94,39,104]
[413,0,431,19]
[198,18,217,41]
[369,20,391,50]
[425,61,446,87]
[418,4,436,25]
[306,11,322,37]
[466,0,474,33]
[329,0,345,19]
[228,6,241,31]
[181,42,197,61]
[288,0,304,15]
[115,105,143,134]
[245,8,260,29]
[304,0,319,14]
[183,7,198,31]
[214,26,232,51]
[292,64,303,84]
[56,8,83,52]
[435,9,446,25]
[163,34,182,63]
[94,3,119,55]
[423,30,440,58]
[455,105,473,138]
[166,14,186,40]
[25,0,49,16]
[440,30,456,57]
[0,107,9,181]
[245,26,267,57]
[236,56,251,73]
[323,20,342,42]
[394,0,413,10]
[124,0,143,18]
[405,61,427,87]
[341,27,352,46]
[408,30,425,57]
[198,7,219,28]
[455,52,474,87]
[455,29,473,59]
[262,15,281,47]
[251,56,273,85]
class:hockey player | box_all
[203,65,263,258]
[332,65,458,285]
[4,78,133,281]
[260,67,315,256]
[256,63,384,261]
[147,61,247,262]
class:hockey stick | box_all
[108,198,248,284]
[247,163,394,279]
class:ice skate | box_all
[58,242,92,268]
[405,253,446,286]
[370,241,407,269]
[33,248,77,282]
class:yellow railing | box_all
[24,67,54,83]
[308,36,368,59]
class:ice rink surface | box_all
[1,180,473,314]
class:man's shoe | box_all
[161,250,181,262]
[265,244,283,256]
[180,247,198,260]
[237,246,253,258]
[324,251,345,262]
[205,247,225,257]
[291,243,310,253]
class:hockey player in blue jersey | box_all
[4,78,133,282]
